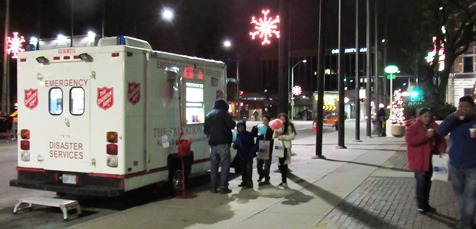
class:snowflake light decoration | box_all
[249,9,280,45]
[7,32,25,59]
[292,85,302,96]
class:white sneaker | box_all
[278,182,287,187]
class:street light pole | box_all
[236,54,240,119]
[2,0,10,113]
[223,40,240,118]
[291,59,306,120]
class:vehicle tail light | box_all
[107,156,118,167]
[20,129,30,139]
[21,151,30,161]
[21,140,30,150]
[106,131,118,167]
[107,144,118,155]
[107,131,118,143]
[111,53,119,57]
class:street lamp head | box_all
[302,59,307,63]
[161,7,174,22]
[223,40,232,48]
[384,65,399,74]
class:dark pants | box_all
[257,158,271,181]
[414,161,433,209]
[240,158,253,185]
[278,148,288,183]
[449,164,476,228]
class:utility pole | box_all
[2,0,10,113]
[313,0,327,159]
[278,0,289,116]
[355,0,362,142]
[337,0,346,149]
[365,0,372,137]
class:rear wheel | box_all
[171,169,184,193]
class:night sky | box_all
[2,0,419,93]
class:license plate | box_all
[62,174,77,184]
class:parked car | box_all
[10,110,17,123]
[312,112,340,131]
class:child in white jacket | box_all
[272,113,296,187]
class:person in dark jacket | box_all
[233,120,256,188]
[204,99,236,194]
[251,114,274,184]
[437,96,476,228]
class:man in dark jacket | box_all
[437,96,476,228]
[204,99,236,194]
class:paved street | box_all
[66,120,464,229]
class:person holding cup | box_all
[437,96,476,229]
[405,108,447,214]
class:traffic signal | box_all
[409,88,422,101]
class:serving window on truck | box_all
[185,82,204,124]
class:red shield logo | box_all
[127,82,140,105]
[24,89,38,110]
[97,87,114,110]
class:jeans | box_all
[278,148,289,183]
[414,167,432,209]
[210,144,231,190]
[257,158,271,181]
[449,164,476,228]
[240,158,253,185]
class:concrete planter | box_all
[391,125,405,138]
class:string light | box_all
[391,89,405,125]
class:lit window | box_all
[49,88,63,115]
[70,87,85,115]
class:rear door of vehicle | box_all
[38,59,92,174]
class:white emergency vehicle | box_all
[10,36,234,197]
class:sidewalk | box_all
[69,133,459,229]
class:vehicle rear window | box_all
[49,88,63,115]
[70,87,85,115]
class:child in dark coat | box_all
[233,120,256,188]
[251,114,274,184]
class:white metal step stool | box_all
[13,197,81,220]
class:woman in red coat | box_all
[405,108,447,214]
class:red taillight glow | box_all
[20,58,26,62]
[53,56,60,60]
[63,56,70,60]
[107,144,118,155]
[111,53,119,57]
[21,140,30,150]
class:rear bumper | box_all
[10,170,125,197]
